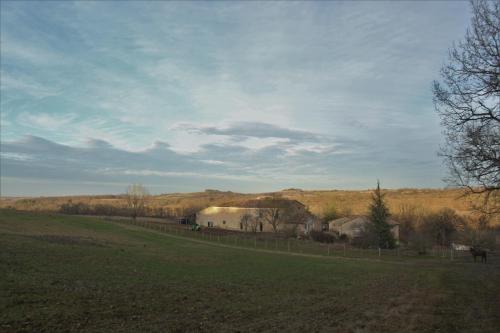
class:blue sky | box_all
[1,1,472,196]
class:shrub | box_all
[309,231,336,243]
[350,225,378,248]
[455,214,496,250]
[394,204,428,244]
[420,208,461,247]
[60,201,130,217]
[339,234,349,242]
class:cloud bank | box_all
[1,130,442,195]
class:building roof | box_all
[198,206,259,214]
[328,216,353,228]
[329,216,399,227]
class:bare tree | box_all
[261,208,282,233]
[126,184,149,220]
[248,216,260,233]
[432,0,499,215]
[240,213,253,232]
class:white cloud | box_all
[17,112,77,131]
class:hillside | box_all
[0,188,490,219]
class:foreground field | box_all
[1,210,499,332]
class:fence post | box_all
[288,239,290,252]
[378,247,381,258]
[343,243,346,257]
[328,245,330,256]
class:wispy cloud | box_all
[17,112,77,131]
[1,72,60,99]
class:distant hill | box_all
[2,188,497,225]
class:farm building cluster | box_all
[195,197,400,241]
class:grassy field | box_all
[1,210,500,332]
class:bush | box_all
[59,201,130,217]
[283,224,299,238]
[393,204,428,244]
[350,225,378,248]
[455,214,497,250]
[60,201,91,215]
[420,208,461,247]
[404,208,464,254]
[309,231,336,243]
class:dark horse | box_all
[470,246,487,263]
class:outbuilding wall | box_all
[196,207,275,232]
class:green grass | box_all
[1,210,499,332]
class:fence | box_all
[106,217,498,264]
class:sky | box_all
[0,1,472,196]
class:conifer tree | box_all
[369,181,396,249]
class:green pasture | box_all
[1,210,499,332]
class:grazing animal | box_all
[470,246,487,263]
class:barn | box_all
[196,198,321,234]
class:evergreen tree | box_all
[369,181,396,249]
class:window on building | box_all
[240,223,243,230]
[208,221,213,228]
[223,220,226,225]
[259,222,263,232]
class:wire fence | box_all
[106,217,499,265]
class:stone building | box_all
[196,198,320,234]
